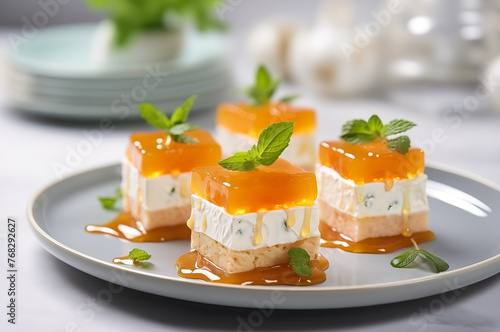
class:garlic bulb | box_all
[287,1,380,96]
[246,18,303,81]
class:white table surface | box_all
[2,18,500,332]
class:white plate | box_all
[9,89,234,120]
[27,163,500,309]
[8,24,228,79]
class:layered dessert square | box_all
[187,158,320,274]
[216,102,316,171]
[317,140,432,252]
[122,129,221,231]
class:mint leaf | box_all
[390,248,420,268]
[218,122,295,172]
[98,187,122,210]
[138,96,199,144]
[288,247,312,277]
[382,119,417,137]
[418,249,450,273]
[217,151,261,172]
[242,64,295,106]
[86,0,226,47]
[128,248,151,262]
[171,134,198,145]
[169,123,199,135]
[387,135,411,154]
[170,95,197,126]
[256,121,294,166]
[280,94,300,103]
[256,65,272,90]
[391,248,449,273]
[367,115,384,136]
[340,115,417,154]
[139,103,170,129]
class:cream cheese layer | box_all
[188,195,319,251]
[216,126,316,168]
[121,158,191,211]
[316,165,429,218]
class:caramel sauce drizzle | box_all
[319,221,434,253]
[86,211,191,242]
[186,210,195,230]
[201,214,207,232]
[300,206,312,238]
[253,212,265,246]
[286,209,296,228]
[176,250,328,286]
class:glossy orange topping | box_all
[190,158,317,215]
[216,102,316,138]
[319,140,424,183]
[127,129,222,178]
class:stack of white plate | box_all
[1,24,233,120]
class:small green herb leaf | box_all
[242,65,297,106]
[340,115,417,154]
[387,135,411,154]
[128,248,151,262]
[170,95,197,126]
[169,123,199,135]
[280,94,300,103]
[382,119,417,137]
[391,248,449,273]
[138,96,199,144]
[139,103,170,129]
[288,247,312,277]
[98,187,122,210]
[218,122,295,172]
[418,249,450,273]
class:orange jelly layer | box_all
[190,158,317,215]
[319,140,425,184]
[216,102,316,138]
[176,250,328,286]
[127,129,221,178]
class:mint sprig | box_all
[218,121,294,172]
[288,247,311,277]
[98,187,122,210]
[391,248,449,273]
[241,65,298,106]
[139,96,198,144]
[128,248,151,262]
[340,115,416,154]
[86,0,226,47]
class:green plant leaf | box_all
[169,123,199,135]
[128,248,151,262]
[139,96,199,144]
[390,248,420,268]
[418,249,450,273]
[170,95,197,126]
[218,122,295,172]
[139,103,170,129]
[280,94,300,103]
[340,115,417,154]
[387,135,411,154]
[382,119,417,137]
[288,247,311,277]
[391,248,449,273]
[256,121,294,166]
[241,64,292,106]
[98,187,122,210]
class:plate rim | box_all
[26,161,500,301]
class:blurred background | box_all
[1,0,499,176]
